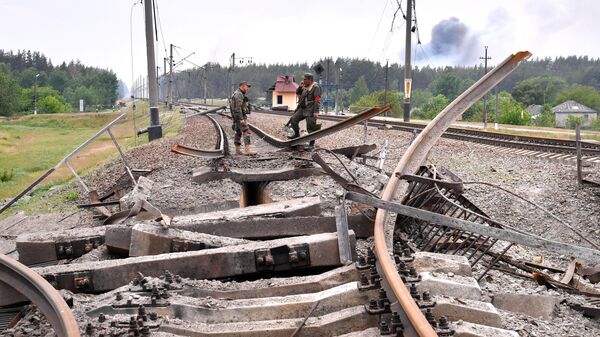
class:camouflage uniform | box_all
[230,88,251,146]
[289,81,321,138]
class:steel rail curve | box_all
[171,109,228,158]
[372,51,531,336]
[217,105,391,148]
[0,254,80,337]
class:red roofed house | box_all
[269,75,299,111]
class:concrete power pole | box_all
[163,57,167,103]
[403,0,413,122]
[384,59,389,117]
[144,0,162,141]
[168,44,173,110]
[480,46,491,129]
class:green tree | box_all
[19,67,47,88]
[420,94,449,120]
[0,72,22,116]
[37,95,68,113]
[49,70,68,93]
[512,75,567,106]
[63,85,99,110]
[350,90,403,117]
[349,76,369,104]
[533,105,555,127]
[429,73,462,101]
[554,85,600,112]
[497,92,531,125]
[566,115,585,129]
[411,89,433,110]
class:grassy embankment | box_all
[0,103,182,219]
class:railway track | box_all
[179,99,600,160]
[3,51,599,336]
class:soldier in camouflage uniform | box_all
[229,81,256,155]
[288,73,321,148]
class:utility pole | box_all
[325,58,331,113]
[480,46,491,129]
[403,0,413,122]
[203,66,208,104]
[494,88,499,130]
[168,44,173,110]
[163,57,167,103]
[384,60,389,117]
[144,0,162,141]
[335,62,341,115]
[33,73,39,115]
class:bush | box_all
[566,115,585,129]
[38,95,69,113]
[0,169,14,182]
[591,118,600,131]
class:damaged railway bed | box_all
[2,52,600,337]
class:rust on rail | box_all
[373,51,531,336]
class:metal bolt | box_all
[425,308,437,328]
[164,271,173,283]
[65,245,73,256]
[138,305,146,316]
[360,273,369,286]
[439,316,450,329]
[149,312,158,321]
[98,313,106,323]
[409,266,418,277]
[298,251,307,261]
[85,322,95,335]
[288,250,298,263]
[368,299,378,310]
[357,256,366,265]
[409,283,420,300]
[379,320,391,334]
[256,256,265,265]
[390,311,404,333]
[116,293,123,301]
[422,291,431,302]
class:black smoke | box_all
[416,17,480,65]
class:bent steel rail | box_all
[171,111,228,158]
[219,105,391,148]
[373,51,531,336]
[0,254,80,336]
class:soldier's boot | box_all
[244,144,257,155]
[235,144,243,155]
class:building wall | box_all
[272,92,297,111]
[555,112,598,127]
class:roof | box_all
[551,100,597,114]
[273,75,299,93]
[526,104,543,116]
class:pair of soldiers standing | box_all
[229,73,321,155]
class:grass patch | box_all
[0,105,183,215]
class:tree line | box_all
[0,50,118,116]
[170,55,600,129]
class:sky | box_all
[1,0,599,89]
